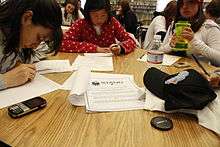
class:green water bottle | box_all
[172,21,191,51]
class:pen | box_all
[139,54,145,59]
[37,68,52,72]
[192,54,210,77]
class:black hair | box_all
[84,0,112,22]
[162,0,177,30]
[63,0,79,21]
[174,0,205,32]
[206,0,220,19]
[0,0,62,64]
[119,0,131,15]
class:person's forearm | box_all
[0,74,6,90]
[190,38,220,66]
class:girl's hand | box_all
[3,64,36,88]
[110,44,121,55]
[96,47,111,53]
[170,34,178,48]
[181,27,194,42]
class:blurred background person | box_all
[143,0,177,50]
[205,0,220,23]
[77,0,85,16]
[60,0,136,55]
[61,0,84,26]
[160,0,220,66]
[116,0,138,36]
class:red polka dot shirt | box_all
[60,17,136,54]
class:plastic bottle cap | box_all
[154,35,161,41]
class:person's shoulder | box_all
[129,10,137,18]
[108,17,122,28]
[127,10,135,15]
[73,18,87,25]
[61,7,65,13]
[151,15,165,25]
[203,19,220,30]
[154,15,165,21]
[111,17,119,23]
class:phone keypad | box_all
[17,103,30,112]
[8,105,24,115]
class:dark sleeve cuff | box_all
[120,46,125,55]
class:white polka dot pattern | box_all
[60,18,136,53]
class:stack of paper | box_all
[64,71,145,111]
[71,55,113,71]
[84,74,145,112]
[36,60,72,74]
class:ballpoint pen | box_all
[139,54,145,59]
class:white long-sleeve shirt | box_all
[160,19,220,66]
[143,16,166,50]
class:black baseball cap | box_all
[143,67,217,111]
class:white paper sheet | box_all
[85,75,145,112]
[71,55,113,71]
[61,72,134,91]
[68,66,91,106]
[84,53,113,57]
[35,60,72,74]
[60,72,77,90]
[144,88,220,135]
[0,74,60,109]
[137,54,182,66]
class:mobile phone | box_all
[8,97,47,118]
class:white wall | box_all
[156,0,175,12]
[81,0,86,8]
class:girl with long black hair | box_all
[0,0,62,90]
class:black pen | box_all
[192,54,210,76]
[139,54,145,59]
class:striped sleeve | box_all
[0,74,6,90]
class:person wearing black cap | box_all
[159,0,220,66]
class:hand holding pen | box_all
[110,44,121,55]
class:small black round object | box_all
[150,116,173,131]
